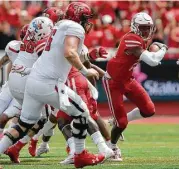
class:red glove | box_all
[89,47,108,61]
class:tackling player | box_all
[102,12,168,161]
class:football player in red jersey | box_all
[102,12,168,161]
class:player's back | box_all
[32,20,85,83]
[5,40,21,63]
[13,34,38,68]
[107,32,146,82]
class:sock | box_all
[0,128,4,134]
[0,135,13,153]
[127,108,143,122]
[110,142,118,149]
[41,141,48,147]
[74,138,85,154]
[106,140,111,148]
[67,137,75,155]
[20,135,31,144]
[40,120,55,136]
[91,131,108,153]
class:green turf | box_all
[1,124,179,169]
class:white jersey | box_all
[5,40,21,63]
[32,20,85,83]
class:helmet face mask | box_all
[137,24,155,40]
[131,12,155,40]
[80,14,93,33]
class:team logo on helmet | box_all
[32,20,43,33]
[73,4,84,17]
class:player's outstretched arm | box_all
[64,35,99,79]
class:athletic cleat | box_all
[74,150,105,168]
[28,139,38,157]
[119,133,125,141]
[36,143,50,156]
[101,147,114,161]
[110,148,123,162]
[60,154,74,164]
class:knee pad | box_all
[30,118,47,134]
[140,102,155,118]
[72,117,88,139]
[58,117,71,131]
[5,124,29,144]
[18,118,34,129]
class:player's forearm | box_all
[65,49,88,75]
[140,47,167,66]
[0,54,9,68]
[90,63,105,77]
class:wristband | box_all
[79,66,88,76]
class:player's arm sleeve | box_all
[65,23,85,40]
[140,47,167,66]
[123,35,144,57]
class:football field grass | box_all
[1,124,179,169]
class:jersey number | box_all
[45,29,57,51]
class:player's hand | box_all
[86,68,99,80]
[11,64,31,75]
[89,47,108,61]
[12,65,26,74]
[176,60,179,65]
[152,42,168,50]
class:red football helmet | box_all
[20,24,29,40]
[43,7,64,23]
[65,2,93,33]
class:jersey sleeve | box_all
[35,38,47,57]
[123,34,144,51]
[5,40,21,62]
[65,22,85,40]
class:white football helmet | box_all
[131,12,155,40]
[28,16,53,41]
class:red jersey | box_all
[107,32,146,82]
[68,67,81,79]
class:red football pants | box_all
[57,74,99,121]
[103,77,155,129]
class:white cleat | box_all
[100,147,115,162]
[110,148,123,162]
[60,154,74,165]
[36,143,50,156]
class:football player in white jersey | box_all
[0,25,28,138]
[0,2,106,168]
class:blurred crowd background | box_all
[0,1,179,59]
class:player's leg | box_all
[125,80,155,122]
[0,82,14,136]
[0,99,21,137]
[0,92,43,155]
[103,77,127,161]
